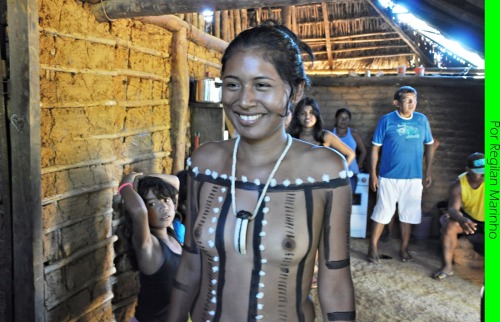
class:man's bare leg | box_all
[400,222,413,262]
[434,221,462,277]
[368,221,385,263]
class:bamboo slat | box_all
[235,9,242,36]
[215,11,221,38]
[44,236,118,274]
[333,53,414,61]
[222,11,229,41]
[40,27,170,59]
[241,9,248,30]
[41,151,170,175]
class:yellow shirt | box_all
[459,172,484,222]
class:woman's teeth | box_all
[239,114,262,121]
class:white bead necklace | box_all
[231,134,293,255]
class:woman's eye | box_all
[256,82,271,89]
[223,81,239,89]
[147,202,156,207]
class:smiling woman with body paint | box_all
[167,21,355,322]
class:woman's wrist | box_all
[118,182,134,194]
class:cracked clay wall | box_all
[38,0,222,321]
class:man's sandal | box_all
[432,270,454,280]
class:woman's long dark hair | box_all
[123,176,179,271]
[287,97,325,144]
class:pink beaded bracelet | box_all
[118,182,133,194]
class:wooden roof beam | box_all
[333,45,409,53]
[302,32,400,42]
[331,53,415,61]
[304,37,404,44]
[89,0,348,22]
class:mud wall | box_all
[38,0,222,320]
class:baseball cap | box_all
[467,152,485,174]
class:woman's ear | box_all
[291,82,305,104]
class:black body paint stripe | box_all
[326,258,350,269]
[327,311,356,321]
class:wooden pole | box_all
[256,8,262,25]
[214,11,221,38]
[90,0,351,22]
[171,28,190,173]
[137,15,228,52]
[7,0,44,320]
[234,9,242,36]
[282,6,292,28]
[241,9,248,31]
[222,10,230,42]
[229,10,235,41]
[291,6,297,34]
[321,2,333,70]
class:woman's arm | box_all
[324,131,356,166]
[316,156,356,321]
[351,128,367,170]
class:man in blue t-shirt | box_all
[368,86,435,264]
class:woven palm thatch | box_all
[215,0,426,73]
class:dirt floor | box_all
[312,236,484,322]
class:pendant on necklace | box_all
[231,134,293,255]
[234,210,252,255]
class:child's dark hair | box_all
[124,176,179,270]
[137,176,178,208]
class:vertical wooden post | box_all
[291,6,297,34]
[7,0,44,320]
[234,9,241,36]
[0,6,12,321]
[222,10,229,42]
[228,10,235,41]
[171,28,189,173]
[282,6,292,29]
[215,11,221,38]
[256,8,262,25]
[195,13,203,30]
[241,9,248,31]
[321,2,333,70]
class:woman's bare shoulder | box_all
[322,130,342,144]
[288,139,348,179]
[189,140,233,172]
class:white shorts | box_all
[371,177,423,224]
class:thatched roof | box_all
[89,0,484,74]
[394,0,483,55]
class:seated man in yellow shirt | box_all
[433,152,484,279]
